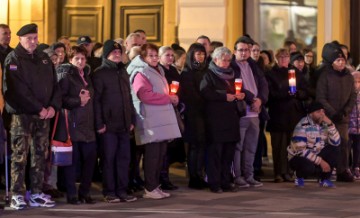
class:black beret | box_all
[17,23,38,36]
[290,51,304,64]
[77,36,92,45]
[102,39,122,58]
[321,42,345,64]
[307,101,324,114]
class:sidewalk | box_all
[1,163,360,218]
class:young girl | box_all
[349,71,360,179]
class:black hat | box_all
[290,51,304,64]
[321,42,345,64]
[307,101,324,114]
[77,36,92,45]
[102,40,122,58]
[17,23,38,36]
[51,42,66,51]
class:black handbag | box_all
[51,110,73,166]
[235,100,247,117]
[174,105,185,133]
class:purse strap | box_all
[51,109,71,142]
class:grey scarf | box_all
[209,61,234,80]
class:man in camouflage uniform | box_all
[3,23,61,210]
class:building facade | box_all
[0,0,356,64]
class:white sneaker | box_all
[28,193,55,207]
[156,188,171,198]
[143,189,165,200]
[10,195,27,210]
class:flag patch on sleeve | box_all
[9,65,17,71]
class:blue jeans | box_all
[234,117,260,180]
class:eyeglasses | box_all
[236,49,249,53]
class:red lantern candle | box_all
[170,81,179,95]
[235,78,242,94]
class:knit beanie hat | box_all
[321,42,345,64]
[307,101,324,114]
[102,40,122,58]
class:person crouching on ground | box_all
[288,102,340,188]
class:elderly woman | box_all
[200,47,245,193]
[265,48,308,183]
[56,46,97,204]
[127,43,181,199]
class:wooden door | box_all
[113,0,164,45]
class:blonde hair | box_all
[158,46,173,57]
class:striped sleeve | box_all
[326,125,341,146]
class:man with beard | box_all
[288,102,340,188]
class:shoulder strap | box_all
[51,112,59,140]
[51,109,71,142]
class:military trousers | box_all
[10,114,50,195]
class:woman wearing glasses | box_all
[265,48,308,183]
[128,43,181,199]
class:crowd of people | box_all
[0,22,359,211]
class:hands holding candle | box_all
[235,78,242,94]
[169,81,179,106]
[170,81,179,95]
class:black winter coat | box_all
[200,69,240,143]
[316,64,356,123]
[3,43,62,114]
[265,65,308,132]
[92,59,135,133]
[179,65,210,144]
[56,63,96,142]
[0,45,13,69]
[160,64,180,85]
